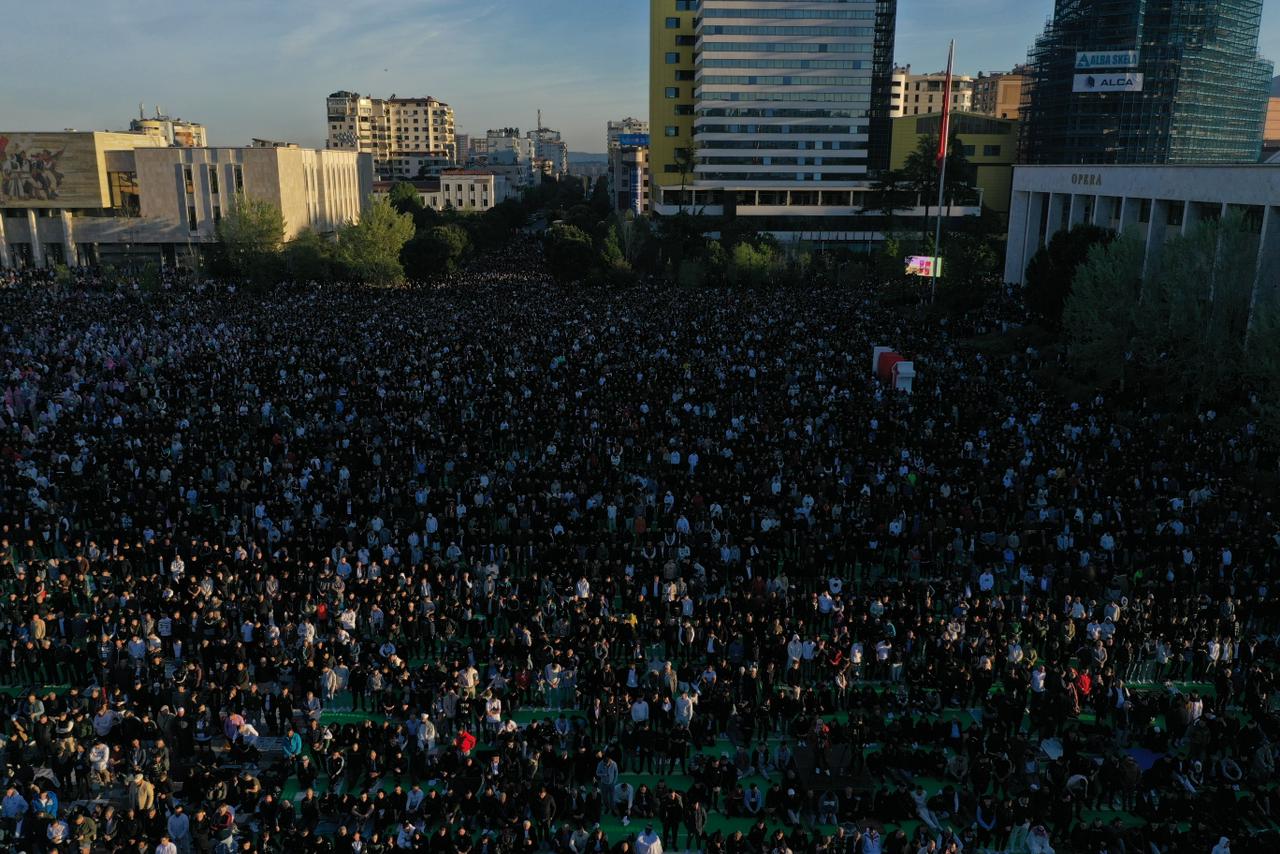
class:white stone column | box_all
[1248,205,1280,335]
[1117,196,1140,237]
[26,209,44,267]
[1144,199,1169,278]
[60,210,78,267]
[1044,192,1066,246]
[1004,190,1031,284]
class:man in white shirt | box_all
[635,825,664,854]
[631,696,650,724]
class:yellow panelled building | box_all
[648,1,698,201]
[890,112,1019,214]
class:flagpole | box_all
[931,39,955,305]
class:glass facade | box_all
[692,0,896,188]
[1022,0,1272,165]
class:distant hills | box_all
[569,151,607,163]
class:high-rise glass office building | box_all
[1021,0,1272,165]
[650,0,898,240]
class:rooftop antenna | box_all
[139,102,145,121]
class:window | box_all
[665,16,679,28]
[213,205,222,223]
[234,166,244,192]
[961,145,975,156]
[209,167,219,195]
[665,87,680,99]
[183,166,194,195]
[187,205,198,231]
[675,35,695,46]
[675,104,695,116]
[983,144,1002,157]
[665,52,680,64]
[675,0,694,9]
[665,126,679,137]
[675,70,695,81]
[664,164,680,173]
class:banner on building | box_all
[1075,50,1139,70]
[1073,73,1143,93]
[905,256,943,278]
[617,133,650,148]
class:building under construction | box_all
[1020,0,1272,165]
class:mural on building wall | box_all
[0,133,101,207]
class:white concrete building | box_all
[373,171,513,213]
[130,106,209,147]
[325,91,456,179]
[1004,164,1280,286]
[607,118,649,152]
[0,131,373,269]
[471,129,539,190]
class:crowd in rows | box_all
[0,249,1276,854]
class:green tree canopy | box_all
[388,182,424,214]
[1063,212,1268,408]
[337,196,415,285]
[1025,224,1114,328]
[402,223,470,281]
[544,223,595,282]
[214,194,286,283]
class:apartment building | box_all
[972,67,1028,121]
[325,91,456,179]
[890,65,974,117]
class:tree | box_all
[1024,224,1114,328]
[283,229,338,283]
[866,169,910,233]
[590,175,613,218]
[612,212,652,270]
[727,241,776,288]
[402,223,470,281]
[388,182,424,215]
[214,194,285,283]
[1063,213,1267,408]
[902,133,975,245]
[337,196,415,285]
[675,140,699,209]
[1061,232,1146,390]
[544,223,595,282]
[599,225,626,270]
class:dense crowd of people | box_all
[0,246,1277,854]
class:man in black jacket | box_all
[685,796,708,851]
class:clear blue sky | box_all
[4,0,1277,153]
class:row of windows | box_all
[694,172,863,182]
[701,25,873,36]
[699,75,871,87]
[697,124,865,135]
[699,139,865,150]
[702,7,875,19]
[700,156,867,166]
[701,41,870,53]
[700,108,867,119]
[701,58,867,69]
[699,91,872,103]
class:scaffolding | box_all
[1020,0,1271,165]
